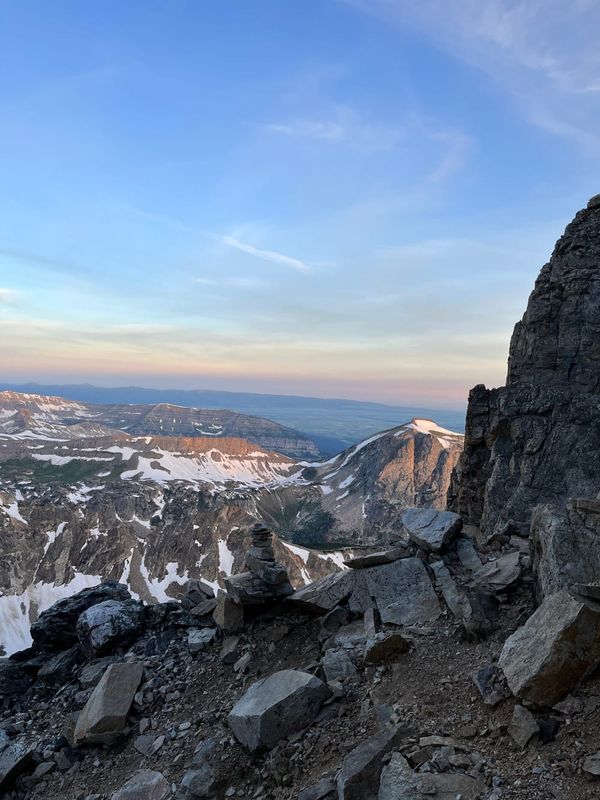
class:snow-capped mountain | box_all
[0,392,463,655]
[0,391,319,459]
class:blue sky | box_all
[1,0,599,408]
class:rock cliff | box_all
[451,195,600,598]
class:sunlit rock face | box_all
[450,197,600,599]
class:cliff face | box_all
[451,196,600,598]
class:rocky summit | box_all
[8,199,600,798]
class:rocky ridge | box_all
[450,195,600,600]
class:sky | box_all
[1,0,600,409]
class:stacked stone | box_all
[224,523,294,605]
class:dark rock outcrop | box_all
[451,197,600,598]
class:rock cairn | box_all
[224,522,294,604]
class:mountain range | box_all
[0,389,463,655]
[0,382,466,456]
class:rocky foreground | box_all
[2,510,600,800]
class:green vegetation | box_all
[0,457,121,485]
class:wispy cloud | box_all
[196,276,264,289]
[221,235,312,273]
[263,106,405,151]
[109,323,176,335]
[343,0,600,152]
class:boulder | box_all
[176,737,225,799]
[37,645,81,684]
[431,560,465,618]
[228,669,330,752]
[224,571,293,604]
[287,571,356,613]
[363,558,440,626]
[455,537,483,571]
[220,635,242,665]
[111,769,170,800]
[498,589,600,705]
[470,551,521,593]
[508,704,539,748]
[77,599,144,656]
[582,752,600,778]
[378,752,484,799]
[188,627,218,654]
[298,776,336,800]
[337,726,406,800]
[212,591,244,632]
[401,509,462,553]
[364,632,410,664]
[0,742,35,792]
[74,661,144,745]
[322,648,357,683]
[31,581,131,653]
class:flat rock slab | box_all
[111,769,170,800]
[287,571,356,613]
[289,558,439,627]
[378,752,484,799]
[363,557,441,626]
[74,661,144,746]
[499,589,600,705]
[455,537,483,571]
[470,551,521,593]
[344,548,410,569]
[228,669,330,752]
[338,726,405,800]
[401,508,462,553]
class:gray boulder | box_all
[0,742,35,792]
[31,581,131,654]
[74,661,144,745]
[322,648,357,683]
[344,547,410,569]
[508,704,539,748]
[76,599,144,656]
[337,726,406,799]
[213,591,244,632]
[111,769,170,800]
[378,752,484,799]
[364,632,410,664]
[287,571,356,613]
[228,669,330,751]
[364,557,440,626]
[498,589,600,705]
[176,738,225,799]
[470,551,521,593]
[401,508,462,553]
[188,627,218,654]
[298,776,336,799]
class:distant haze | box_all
[1,383,467,454]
